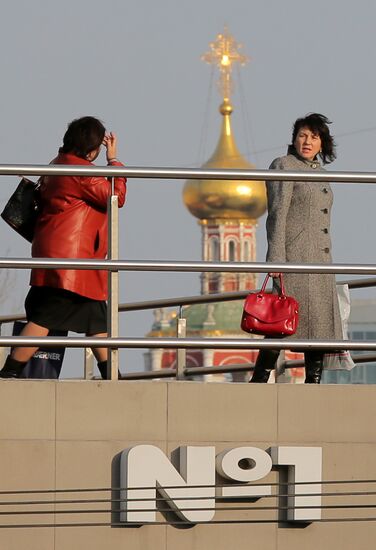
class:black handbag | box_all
[1,178,41,242]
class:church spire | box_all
[183,28,266,295]
[147,29,266,379]
[183,27,266,223]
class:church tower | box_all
[183,28,266,294]
[146,29,267,380]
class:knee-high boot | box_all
[249,349,280,383]
[97,361,121,380]
[304,351,324,384]
[0,355,27,378]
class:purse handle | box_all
[260,273,286,296]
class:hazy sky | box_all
[1,0,376,376]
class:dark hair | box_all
[290,113,336,164]
[61,116,106,159]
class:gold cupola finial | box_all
[183,28,266,222]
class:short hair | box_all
[291,113,336,164]
[61,116,106,159]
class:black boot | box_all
[0,355,27,378]
[97,360,108,380]
[249,349,280,383]
[97,361,121,380]
[304,351,324,384]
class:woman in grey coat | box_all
[250,113,342,384]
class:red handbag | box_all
[240,274,299,336]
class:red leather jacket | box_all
[31,152,126,300]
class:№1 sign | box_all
[119,445,322,524]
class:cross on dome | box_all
[201,26,249,101]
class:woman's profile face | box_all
[294,126,322,161]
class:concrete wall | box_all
[0,380,375,550]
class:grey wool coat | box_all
[265,152,342,340]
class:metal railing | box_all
[3,163,376,183]
[1,164,376,381]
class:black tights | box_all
[250,349,325,384]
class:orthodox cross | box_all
[201,27,249,102]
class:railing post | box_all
[0,323,4,368]
[107,179,119,380]
[176,306,186,380]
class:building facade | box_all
[1,380,375,549]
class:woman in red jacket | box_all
[0,116,126,379]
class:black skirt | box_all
[25,286,107,334]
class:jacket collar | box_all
[287,145,321,168]
[56,150,93,165]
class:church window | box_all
[228,240,236,261]
[244,240,250,261]
[209,238,220,261]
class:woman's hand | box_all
[103,132,118,162]
[268,272,281,278]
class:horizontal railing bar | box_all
[184,354,376,376]
[119,277,376,312]
[343,353,376,364]
[3,258,376,275]
[125,355,376,379]
[1,336,376,351]
[117,354,376,379]
[0,278,374,326]
[283,353,376,369]
[121,369,177,380]
[2,164,376,183]
[124,356,376,379]
[1,277,375,325]
[0,313,26,324]
[119,291,249,312]
[184,364,254,376]
[120,364,255,379]
[343,277,376,289]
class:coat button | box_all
[322,228,328,234]
[312,163,317,169]
[322,187,328,193]
[322,208,328,214]
[324,247,330,253]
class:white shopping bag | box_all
[323,284,355,371]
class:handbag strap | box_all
[260,273,286,296]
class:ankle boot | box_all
[249,349,280,383]
[0,355,27,378]
[97,361,121,380]
[304,351,324,384]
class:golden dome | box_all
[183,100,267,221]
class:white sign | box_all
[120,445,322,524]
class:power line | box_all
[185,124,376,168]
